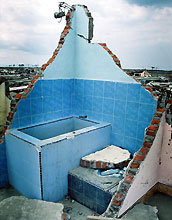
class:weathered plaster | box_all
[158,122,172,186]
[118,115,165,217]
[43,5,136,83]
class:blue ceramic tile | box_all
[63,109,72,117]
[92,112,103,121]
[103,98,114,115]
[18,99,31,117]
[140,87,155,104]
[75,95,83,111]
[96,187,112,207]
[71,175,83,193]
[138,104,154,123]
[63,95,72,109]
[126,102,139,120]
[127,84,141,102]
[63,79,72,95]
[123,137,137,155]
[135,140,143,152]
[31,98,43,115]
[12,117,19,128]
[113,116,125,135]
[30,80,42,98]
[43,97,54,113]
[104,81,115,98]
[83,196,97,212]
[75,79,84,96]
[125,119,137,138]
[70,79,75,94]
[84,80,94,96]
[111,133,124,147]
[137,121,149,140]
[19,116,32,127]
[114,100,126,118]
[53,111,63,119]
[115,83,128,101]
[92,97,103,113]
[84,182,97,199]
[93,81,104,97]
[42,80,53,97]
[96,203,106,215]
[32,114,44,125]
[83,96,92,111]
[53,79,62,96]
[102,114,113,124]
[43,113,55,122]
[53,95,62,111]
[82,110,93,119]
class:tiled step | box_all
[68,166,122,214]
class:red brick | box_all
[86,160,90,167]
[130,162,140,168]
[80,159,85,167]
[33,75,40,80]
[155,112,162,118]
[143,142,152,148]
[103,47,109,51]
[148,125,158,131]
[101,162,107,169]
[24,89,29,93]
[124,175,133,184]
[146,131,156,136]
[139,147,149,155]
[0,140,3,144]
[108,50,113,55]
[112,198,122,206]
[167,100,172,104]
[15,93,22,99]
[115,192,125,200]
[145,87,153,93]
[31,79,37,84]
[151,119,160,124]
[96,161,102,169]
[157,108,165,112]
[98,43,106,47]
[133,154,145,161]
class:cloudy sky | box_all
[0,0,172,69]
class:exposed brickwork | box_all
[80,158,130,170]
[98,43,122,68]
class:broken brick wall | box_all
[117,114,165,217]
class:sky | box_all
[0,0,172,69]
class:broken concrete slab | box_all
[0,196,64,220]
[121,203,159,220]
[81,145,130,169]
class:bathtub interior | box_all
[18,117,98,140]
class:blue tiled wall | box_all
[13,79,74,128]
[12,78,156,155]
[72,79,157,154]
[0,140,9,187]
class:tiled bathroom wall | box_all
[13,79,74,128]
[72,79,157,154]
[12,78,156,155]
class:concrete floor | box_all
[146,192,172,220]
[1,187,172,220]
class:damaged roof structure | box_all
[0,4,172,220]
